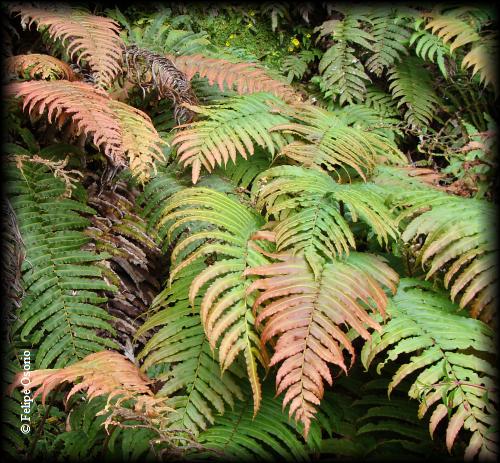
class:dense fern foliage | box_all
[1,3,497,462]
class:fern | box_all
[171,93,291,183]
[424,7,480,54]
[245,249,399,436]
[5,54,77,81]
[281,50,320,84]
[361,279,498,459]
[198,383,310,461]
[158,187,272,414]
[136,262,245,434]
[315,8,373,104]
[8,3,123,88]
[7,161,118,368]
[393,188,497,322]
[168,54,300,103]
[387,56,441,128]
[409,28,452,78]
[6,80,165,181]
[270,103,405,180]
[253,166,398,261]
[364,8,412,77]
[462,33,498,93]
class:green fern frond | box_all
[157,187,272,414]
[7,162,118,368]
[270,103,405,180]
[410,28,452,78]
[364,86,400,117]
[362,279,498,460]
[136,262,245,434]
[198,383,310,461]
[171,93,291,183]
[387,56,441,128]
[365,9,412,76]
[253,166,398,260]
[394,188,497,323]
[281,50,320,84]
[315,9,373,104]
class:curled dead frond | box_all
[5,54,77,82]
[124,45,199,124]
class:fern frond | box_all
[387,56,441,128]
[159,187,272,414]
[7,162,118,368]
[245,250,399,436]
[394,188,497,322]
[461,33,498,93]
[9,3,123,88]
[281,50,320,84]
[171,93,291,183]
[253,166,398,260]
[8,351,172,419]
[169,54,300,103]
[6,80,165,181]
[270,103,405,180]
[107,99,166,182]
[365,10,412,76]
[5,54,77,81]
[361,279,498,459]
[364,86,400,117]
[83,179,162,350]
[315,10,373,104]
[409,29,452,78]
[123,46,199,124]
[198,383,309,461]
[424,8,480,53]
[215,149,271,189]
[137,263,245,434]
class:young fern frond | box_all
[245,248,399,436]
[5,54,77,81]
[8,4,123,88]
[158,188,272,414]
[270,103,405,180]
[394,188,497,323]
[168,54,300,103]
[198,383,309,462]
[361,279,498,460]
[7,162,118,368]
[136,263,245,435]
[253,166,398,261]
[171,93,291,183]
[388,56,441,128]
[5,80,165,181]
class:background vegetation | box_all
[1,2,497,462]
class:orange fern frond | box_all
[5,80,165,181]
[8,351,169,415]
[244,247,398,437]
[9,3,123,88]
[5,54,77,81]
[461,33,497,93]
[168,54,302,103]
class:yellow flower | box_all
[249,10,255,16]
[306,33,311,38]
[291,38,300,47]
[288,46,294,52]
[225,41,230,46]
[229,34,235,39]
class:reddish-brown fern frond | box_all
[5,80,165,181]
[8,3,123,88]
[245,248,398,437]
[5,54,77,81]
[168,54,302,103]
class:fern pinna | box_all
[3,3,498,462]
